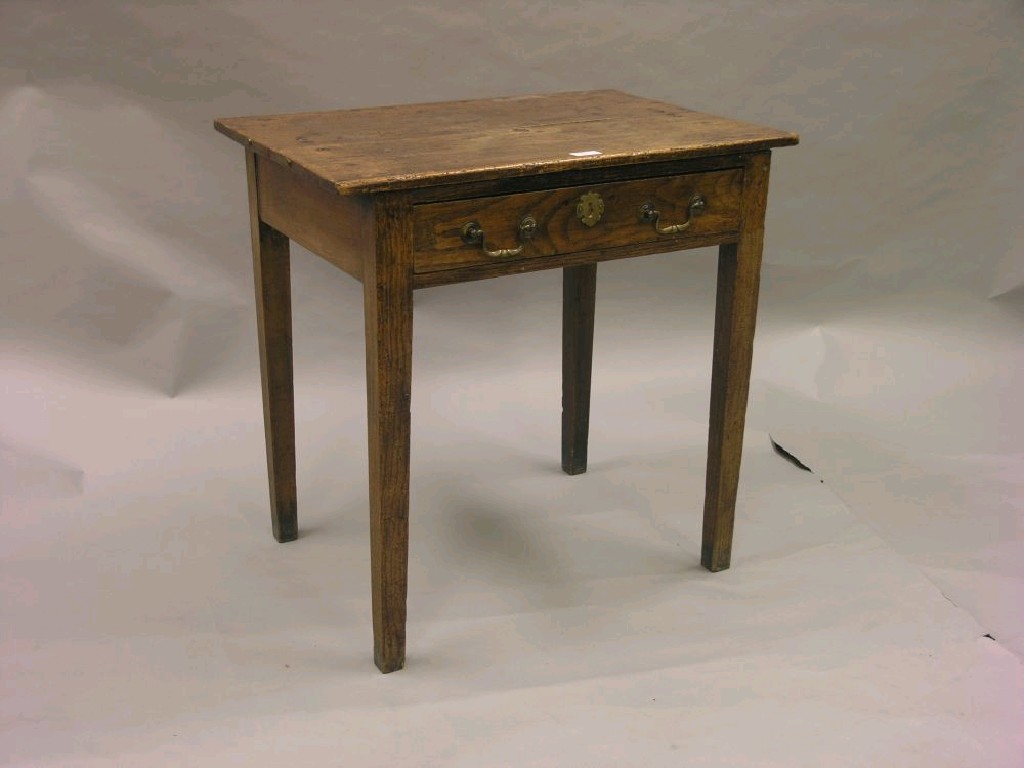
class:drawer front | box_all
[412,168,743,272]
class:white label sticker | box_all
[569,150,602,157]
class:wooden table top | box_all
[215,89,798,196]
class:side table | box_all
[214,90,798,672]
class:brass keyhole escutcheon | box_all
[576,191,604,227]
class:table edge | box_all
[213,118,798,197]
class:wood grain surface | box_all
[411,230,732,288]
[701,152,772,572]
[412,168,743,272]
[218,92,797,672]
[215,90,797,194]
[364,193,415,673]
[256,154,372,282]
[246,149,298,543]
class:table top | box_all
[215,89,797,196]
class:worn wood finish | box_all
[412,230,733,288]
[562,264,597,475]
[413,168,742,272]
[246,149,298,543]
[701,152,772,572]
[216,92,798,673]
[257,155,371,281]
[406,153,749,204]
[215,90,797,195]
[364,193,415,673]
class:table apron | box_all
[411,231,740,288]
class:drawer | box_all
[412,168,744,273]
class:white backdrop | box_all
[3,2,1022,766]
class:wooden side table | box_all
[214,90,797,672]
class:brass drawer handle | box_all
[461,216,537,258]
[639,194,706,234]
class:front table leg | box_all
[701,153,771,572]
[247,150,297,543]
[364,196,414,673]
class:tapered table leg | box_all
[701,153,771,572]
[562,263,597,475]
[247,149,297,543]
[364,195,414,673]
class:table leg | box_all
[365,196,414,673]
[247,150,297,543]
[562,263,597,475]
[701,154,770,572]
